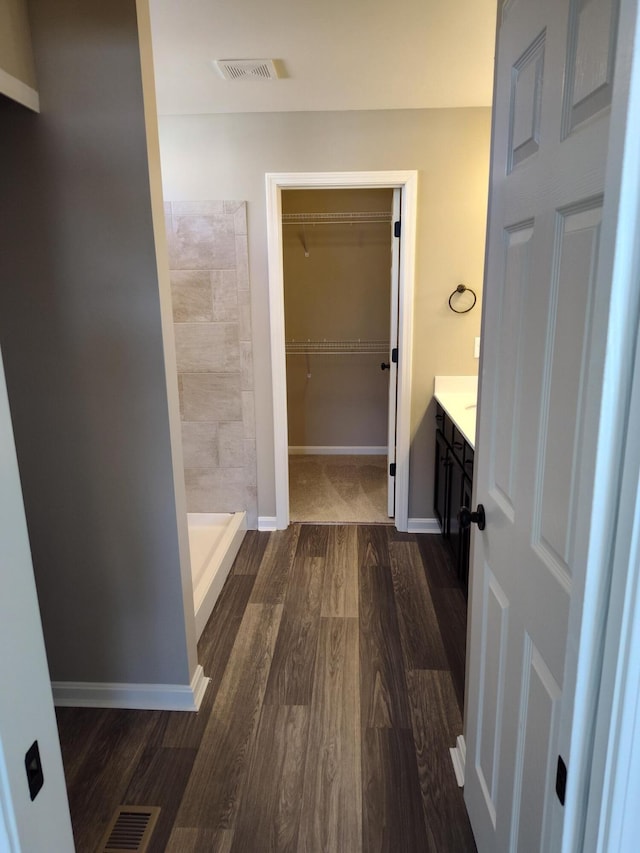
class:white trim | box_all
[258,516,278,531]
[52,664,210,711]
[387,188,401,518]
[288,445,387,455]
[266,170,417,532]
[407,517,441,534]
[135,0,199,679]
[193,513,247,639]
[0,69,39,113]
[450,735,466,787]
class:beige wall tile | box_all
[211,271,239,322]
[181,421,218,468]
[244,439,257,487]
[184,467,245,512]
[222,269,237,289]
[233,204,247,236]
[170,270,213,322]
[218,421,244,467]
[168,214,236,269]
[223,200,243,215]
[235,235,249,290]
[242,390,256,439]
[175,323,240,373]
[172,201,225,216]
[179,373,242,421]
[169,199,253,518]
[240,340,254,390]
[238,289,252,341]
[244,483,258,528]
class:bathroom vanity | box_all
[433,376,478,595]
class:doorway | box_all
[266,171,418,531]
[282,187,395,524]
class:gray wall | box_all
[0,0,192,685]
[158,108,491,521]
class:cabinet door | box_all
[460,474,473,596]
[448,451,464,565]
[433,430,450,535]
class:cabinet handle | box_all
[453,441,464,449]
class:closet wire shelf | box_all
[286,340,390,355]
[282,211,392,226]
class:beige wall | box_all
[0,0,37,93]
[284,188,392,448]
[158,108,491,520]
[0,0,193,686]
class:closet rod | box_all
[282,211,392,225]
[286,339,390,355]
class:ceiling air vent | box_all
[214,59,279,81]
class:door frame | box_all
[265,170,418,531]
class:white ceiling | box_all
[149,0,497,116]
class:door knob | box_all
[458,504,486,531]
[380,362,390,371]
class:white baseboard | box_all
[52,664,210,711]
[289,446,386,455]
[258,516,278,531]
[407,517,441,534]
[450,735,466,787]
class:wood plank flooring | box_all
[56,525,475,852]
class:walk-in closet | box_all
[283,187,396,523]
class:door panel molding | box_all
[265,171,418,531]
[475,569,510,826]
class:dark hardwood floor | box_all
[56,525,475,852]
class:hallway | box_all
[56,525,475,852]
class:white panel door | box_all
[465,0,622,849]
[0,346,74,852]
[386,188,401,518]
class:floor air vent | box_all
[100,806,160,852]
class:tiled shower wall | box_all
[165,201,257,527]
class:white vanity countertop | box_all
[433,375,478,449]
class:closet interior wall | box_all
[283,188,393,452]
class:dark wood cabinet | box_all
[434,402,474,594]
[433,428,450,533]
[460,473,473,595]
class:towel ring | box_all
[448,283,477,314]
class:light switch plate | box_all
[474,336,481,359]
